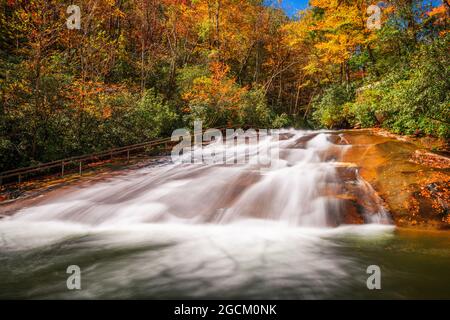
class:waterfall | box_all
[1,130,390,228]
[0,130,400,300]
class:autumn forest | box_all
[0,0,449,172]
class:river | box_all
[0,130,449,299]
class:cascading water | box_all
[7,130,443,300]
[0,130,389,228]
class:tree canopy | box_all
[0,0,449,171]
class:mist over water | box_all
[0,130,449,299]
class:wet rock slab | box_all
[340,130,450,230]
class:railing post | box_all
[0,132,205,185]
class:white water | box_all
[0,130,397,299]
[0,130,389,230]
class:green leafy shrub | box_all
[347,87,380,128]
[312,85,355,129]
[239,87,271,127]
[271,113,291,128]
[312,37,449,139]
[376,39,450,138]
[133,89,178,139]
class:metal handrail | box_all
[0,138,174,183]
[0,125,236,185]
[0,137,172,176]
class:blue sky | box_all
[265,0,309,17]
[266,0,442,17]
[280,0,309,16]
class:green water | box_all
[0,223,449,299]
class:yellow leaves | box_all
[310,0,334,10]
[182,76,212,103]
[427,4,448,18]
[427,4,450,34]
[174,0,268,61]
[210,62,230,81]
[65,80,126,120]
[302,61,321,75]
[113,8,126,18]
[102,107,112,119]
[285,0,379,75]
[281,18,311,47]
[182,62,247,115]
[383,5,395,15]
